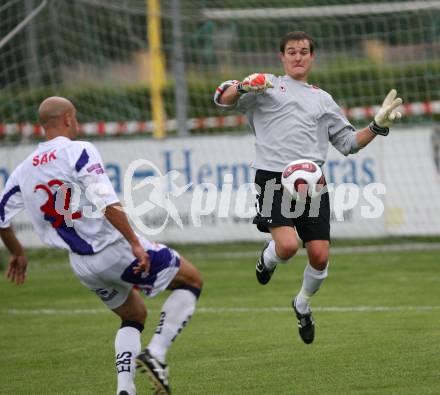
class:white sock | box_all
[115,326,141,395]
[295,262,328,314]
[147,289,197,364]
[263,240,285,270]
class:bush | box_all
[1,62,438,125]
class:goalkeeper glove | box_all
[236,73,273,94]
[369,89,403,136]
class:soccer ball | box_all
[281,159,325,201]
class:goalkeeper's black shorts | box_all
[253,169,330,243]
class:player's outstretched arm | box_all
[0,227,28,285]
[217,73,273,106]
[356,89,403,148]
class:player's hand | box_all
[237,73,273,94]
[369,89,403,136]
[375,89,403,127]
[131,242,150,275]
[6,254,28,285]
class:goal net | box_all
[1,0,440,245]
[1,0,439,136]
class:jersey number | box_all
[34,179,82,228]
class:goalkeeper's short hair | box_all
[279,31,316,54]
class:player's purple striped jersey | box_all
[214,74,360,171]
[0,136,122,254]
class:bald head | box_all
[38,96,78,139]
[39,96,74,125]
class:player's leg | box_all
[70,240,149,395]
[296,239,329,311]
[112,289,147,395]
[292,191,331,344]
[256,226,300,284]
[136,253,202,395]
[253,170,299,284]
[291,240,329,345]
[144,256,202,364]
[269,225,300,260]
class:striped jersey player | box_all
[0,96,202,395]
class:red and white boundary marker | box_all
[1,101,439,138]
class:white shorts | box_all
[69,237,180,309]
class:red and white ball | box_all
[281,159,325,201]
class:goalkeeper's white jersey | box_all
[214,74,359,172]
[0,136,123,254]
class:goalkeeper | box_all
[214,31,402,344]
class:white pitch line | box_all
[3,308,108,315]
[2,305,440,316]
[198,306,440,313]
[189,243,440,259]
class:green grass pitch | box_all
[0,245,439,394]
